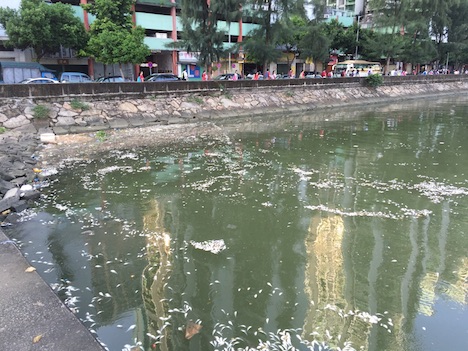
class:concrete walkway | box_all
[0,229,104,351]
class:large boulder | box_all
[3,115,30,129]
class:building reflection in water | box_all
[304,214,372,350]
[142,199,172,351]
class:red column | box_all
[238,19,243,43]
[171,1,178,74]
[80,0,89,30]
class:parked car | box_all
[19,77,59,84]
[305,71,322,78]
[245,73,264,80]
[60,72,92,83]
[275,74,291,79]
[95,75,130,83]
[145,73,180,82]
[214,73,241,80]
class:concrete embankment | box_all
[1,76,468,138]
[0,228,104,350]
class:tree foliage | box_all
[176,0,242,71]
[0,0,88,62]
[273,14,308,67]
[368,0,464,68]
[323,19,356,56]
[447,1,468,69]
[242,0,303,71]
[81,0,150,72]
[298,22,330,65]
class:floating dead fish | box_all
[190,239,226,254]
[185,320,202,340]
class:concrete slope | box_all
[0,229,104,351]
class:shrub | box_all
[285,91,294,98]
[95,130,107,142]
[365,74,383,87]
[0,126,6,134]
[33,105,49,119]
[70,99,90,111]
[187,96,204,104]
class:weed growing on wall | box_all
[70,99,90,111]
[95,130,107,142]
[187,96,204,104]
[33,105,49,119]
[285,90,294,98]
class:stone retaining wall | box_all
[1,79,468,136]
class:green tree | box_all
[243,0,303,72]
[274,14,308,69]
[81,0,150,78]
[400,19,437,71]
[323,19,356,57]
[175,0,240,73]
[367,0,422,72]
[416,0,461,61]
[445,1,468,70]
[298,22,330,67]
[0,0,87,62]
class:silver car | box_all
[20,78,59,84]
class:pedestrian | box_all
[182,69,188,81]
[264,69,270,80]
[289,69,294,78]
[232,70,238,80]
[271,70,276,79]
[254,71,259,80]
[202,71,208,81]
[299,70,305,79]
[137,71,144,82]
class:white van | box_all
[60,72,92,83]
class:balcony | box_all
[144,37,175,52]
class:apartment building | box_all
[38,0,256,80]
[326,0,365,15]
[1,0,363,79]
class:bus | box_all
[333,60,382,77]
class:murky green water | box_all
[5,98,468,351]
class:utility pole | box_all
[354,15,361,59]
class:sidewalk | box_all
[0,229,104,351]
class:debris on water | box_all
[190,239,226,254]
[39,167,58,177]
[185,320,202,340]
